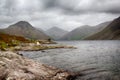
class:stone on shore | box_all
[0,51,75,80]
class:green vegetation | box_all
[0,40,21,51]
[0,32,30,50]
[8,40,20,47]
[70,36,82,40]
[0,32,73,51]
[0,41,8,50]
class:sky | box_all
[0,0,120,31]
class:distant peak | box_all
[15,21,30,25]
[12,21,33,28]
[47,26,68,32]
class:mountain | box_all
[93,21,111,32]
[45,27,68,40]
[0,21,49,40]
[60,25,92,40]
[60,22,110,40]
[86,17,120,40]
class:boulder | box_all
[0,51,75,80]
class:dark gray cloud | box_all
[42,0,120,14]
[0,0,120,30]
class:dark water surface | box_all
[20,41,120,80]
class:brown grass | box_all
[0,32,30,43]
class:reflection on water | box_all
[20,40,120,80]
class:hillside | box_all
[60,25,92,40]
[0,32,29,43]
[60,22,110,40]
[86,17,120,40]
[0,21,50,40]
[93,21,111,32]
[0,32,30,50]
[61,22,109,40]
[46,27,68,40]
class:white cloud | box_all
[0,0,120,31]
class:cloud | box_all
[0,0,120,30]
[42,0,120,14]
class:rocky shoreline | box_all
[0,51,79,80]
[0,40,79,80]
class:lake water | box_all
[20,41,120,80]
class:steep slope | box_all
[60,22,110,40]
[1,21,49,40]
[46,27,68,40]
[60,25,93,40]
[93,21,111,32]
[86,17,120,40]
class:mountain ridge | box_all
[85,17,120,40]
[60,21,110,40]
[0,21,50,40]
[46,27,68,40]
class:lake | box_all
[20,40,120,80]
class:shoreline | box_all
[0,51,80,80]
[0,41,79,80]
[1,42,76,51]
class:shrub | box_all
[8,40,20,47]
[0,41,8,50]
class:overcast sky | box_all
[0,0,120,31]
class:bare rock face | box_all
[0,51,73,80]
